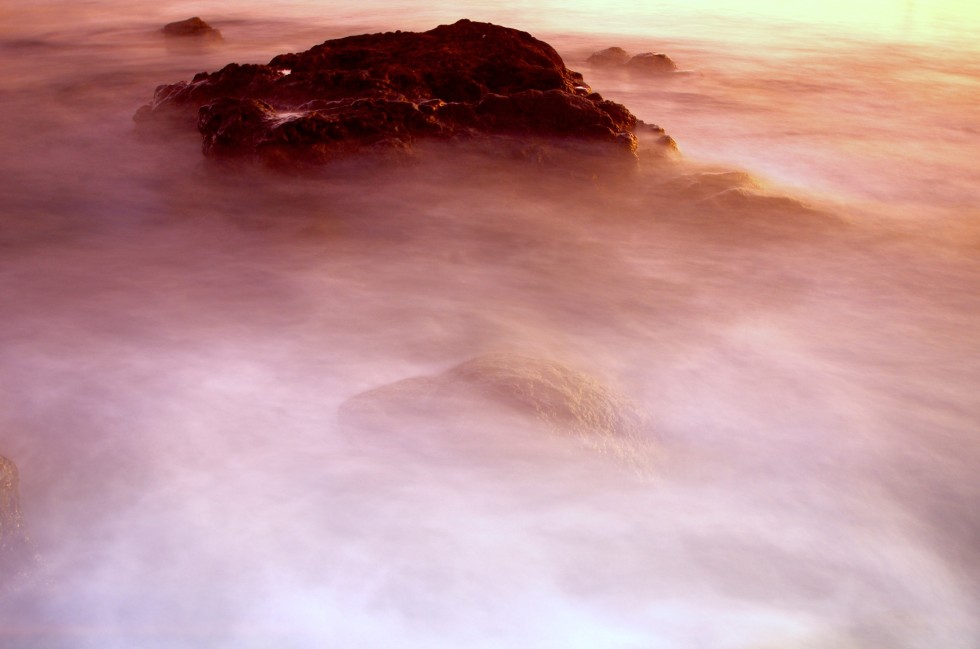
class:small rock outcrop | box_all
[586,46,631,67]
[162,17,222,41]
[340,353,654,471]
[626,52,677,73]
[0,455,35,581]
[588,47,677,74]
[137,20,672,164]
[445,354,647,441]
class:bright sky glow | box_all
[494,0,980,47]
[660,0,979,41]
[6,1,978,50]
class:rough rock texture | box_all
[588,47,677,74]
[0,455,35,581]
[662,171,816,212]
[137,20,670,163]
[340,353,654,471]
[162,17,222,40]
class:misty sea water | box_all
[0,2,978,648]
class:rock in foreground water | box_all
[0,455,35,581]
[340,353,654,471]
[137,20,670,164]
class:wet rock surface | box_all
[137,20,669,163]
[0,455,35,581]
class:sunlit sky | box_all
[665,0,979,41]
[483,0,980,46]
[5,0,979,50]
[264,0,980,48]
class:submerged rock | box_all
[626,52,677,73]
[446,354,647,440]
[162,17,222,40]
[587,47,677,74]
[0,455,36,581]
[340,353,653,471]
[586,46,631,67]
[137,20,668,164]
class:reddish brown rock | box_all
[626,52,677,73]
[586,46,631,66]
[162,17,222,41]
[136,20,668,164]
[587,47,677,74]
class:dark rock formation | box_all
[586,46,631,67]
[626,52,677,73]
[587,47,677,74]
[162,17,222,41]
[340,353,653,471]
[0,455,35,581]
[137,20,670,164]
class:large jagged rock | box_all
[0,455,35,581]
[136,20,671,164]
